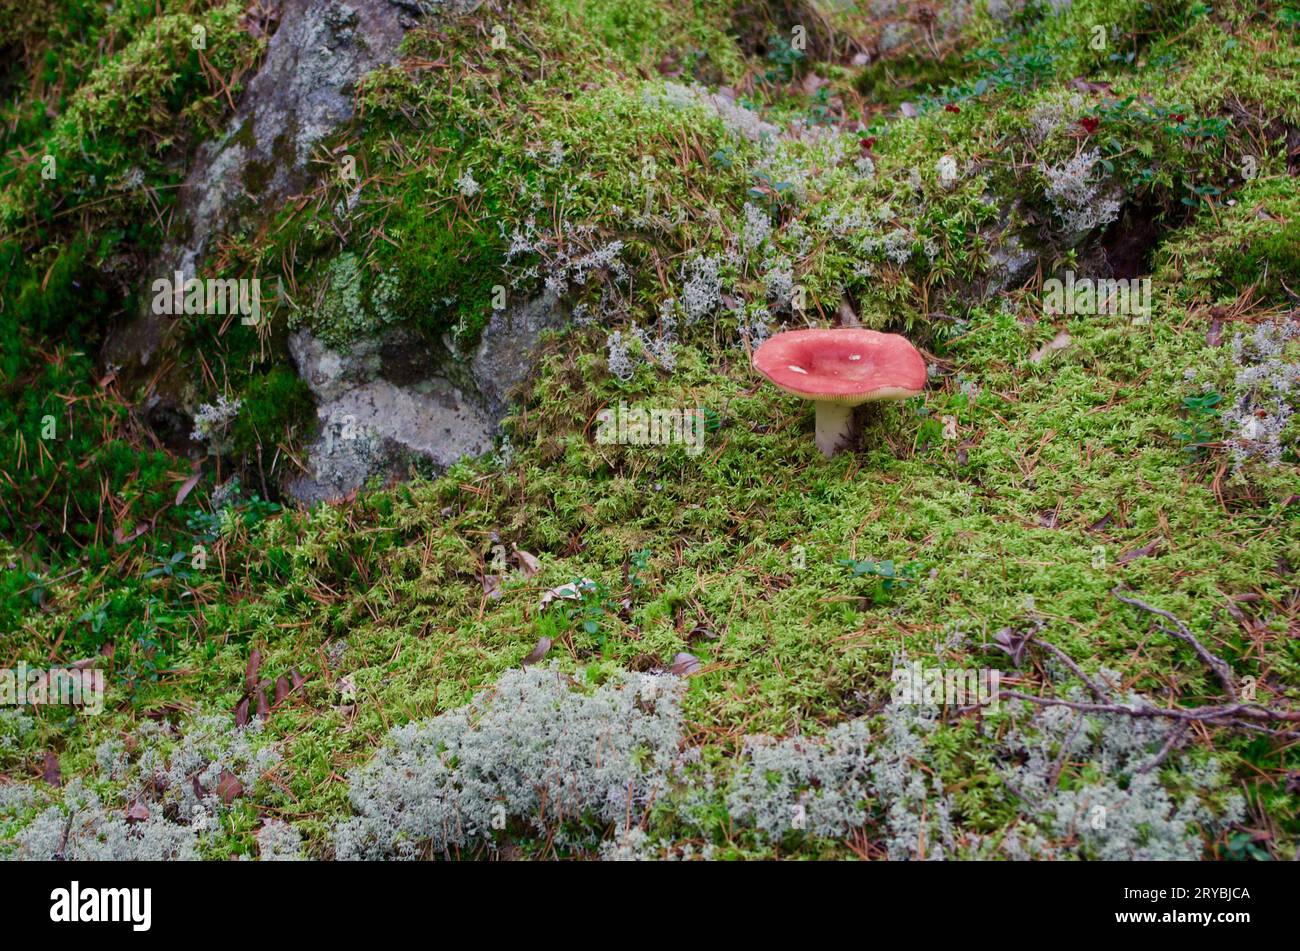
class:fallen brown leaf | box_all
[671,653,702,676]
[513,548,541,578]
[112,521,150,545]
[174,463,203,506]
[1118,540,1163,565]
[801,72,827,95]
[1030,330,1071,364]
[337,675,357,703]
[42,752,61,787]
[245,649,262,693]
[215,770,244,806]
[522,637,552,666]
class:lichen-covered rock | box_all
[283,286,562,502]
[105,0,414,376]
[286,328,492,502]
[99,0,566,496]
[469,291,567,419]
[178,0,412,273]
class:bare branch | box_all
[1134,721,1188,775]
[1035,638,1110,701]
[994,690,1300,730]
[1111,587,1237,700]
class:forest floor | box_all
[1,0,1297,860]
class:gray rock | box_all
[286,291,563,503]
[177,0,412,282]
[100,0,562,504]
[105,0,412,372]
[469,292,566,418]
[285,328,491,503]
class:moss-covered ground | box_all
[1,0,1298,859]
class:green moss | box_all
[374,200,505,346]
[4,0,1299,861]
[0,3,262,232]
[1155,176,1300,303]
[854,51,971,105]
[1219,218,1300,298]
[230,367,315,458]
[309,15,759,347]
[0,0,267,569]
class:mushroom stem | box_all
[814,401,854,457]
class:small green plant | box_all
[914,406,945,450]
[763,34,805,84]
[120,613,167,696]
[541,579,619,653]
[837,558,924,604]
[922,36,1066,109]
[24,572,48,607]
[749,170,795,217]
[143,549,193,583]
[185,486,281,540]
[629,549,652,594]
[574,580,617,648]
[807,86,834,126]
[1175,391,1222,459]
[1181,183,1223,207]
[1224,831,1271,861]
[76,604,108,637]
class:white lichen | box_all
[1039,148,1121,235]
[334,666,685,859]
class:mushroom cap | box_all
[752,328,927,405]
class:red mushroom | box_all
[752,328,927,457]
